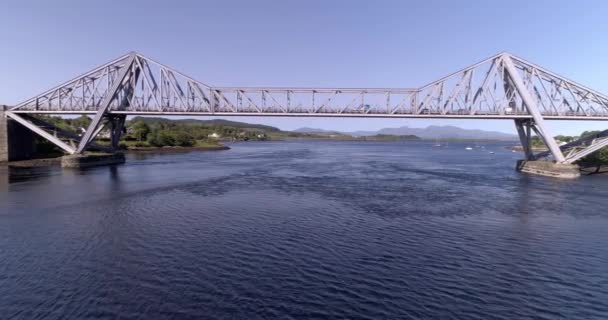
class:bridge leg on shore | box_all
[0,107,37,162]
[2,107,67,161]
[534,129,608,164]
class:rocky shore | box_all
[6,157,62,167]
[62,153,126,168]
[579,164,608,175]
[125,144,230,153]
[507,145,548,152]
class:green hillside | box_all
[130,117,280,132]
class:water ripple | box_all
[1,141,608,319]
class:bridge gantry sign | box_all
[5,51,608,163]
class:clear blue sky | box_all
[1,0,607,135]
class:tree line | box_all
[128,119,268,148]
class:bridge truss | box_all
[5,52,608,162]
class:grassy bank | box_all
[117,139,230,153]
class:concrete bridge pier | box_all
[108,115,127,151]
[516,160,580,179]
[1,106,37,162]
[513,119,580,178]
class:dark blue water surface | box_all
[1,140,608,319]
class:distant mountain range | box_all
[292,127,343,135]
[129,117,517,141]
[295,125,518,140]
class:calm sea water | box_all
[1,140,607,320]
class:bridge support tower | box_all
[502,55,580,178]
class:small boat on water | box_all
[433,137,441,147]
[489,151,495,154]
[465,147,473,150]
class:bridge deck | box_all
[8,109,608,121]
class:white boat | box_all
[465,147,473,150]
[433,137,441,147]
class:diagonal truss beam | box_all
[565,137,608,163]
[5,112,76,154]
[535,129,608,164]
[76,53,137,153]
[502,55,566,162]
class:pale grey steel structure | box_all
[5,52,608,163]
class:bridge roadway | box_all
[7,109,608,121]
[3,51,608,170]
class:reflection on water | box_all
[1,141,608,320]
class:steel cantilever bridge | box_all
[5,52,608,164]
